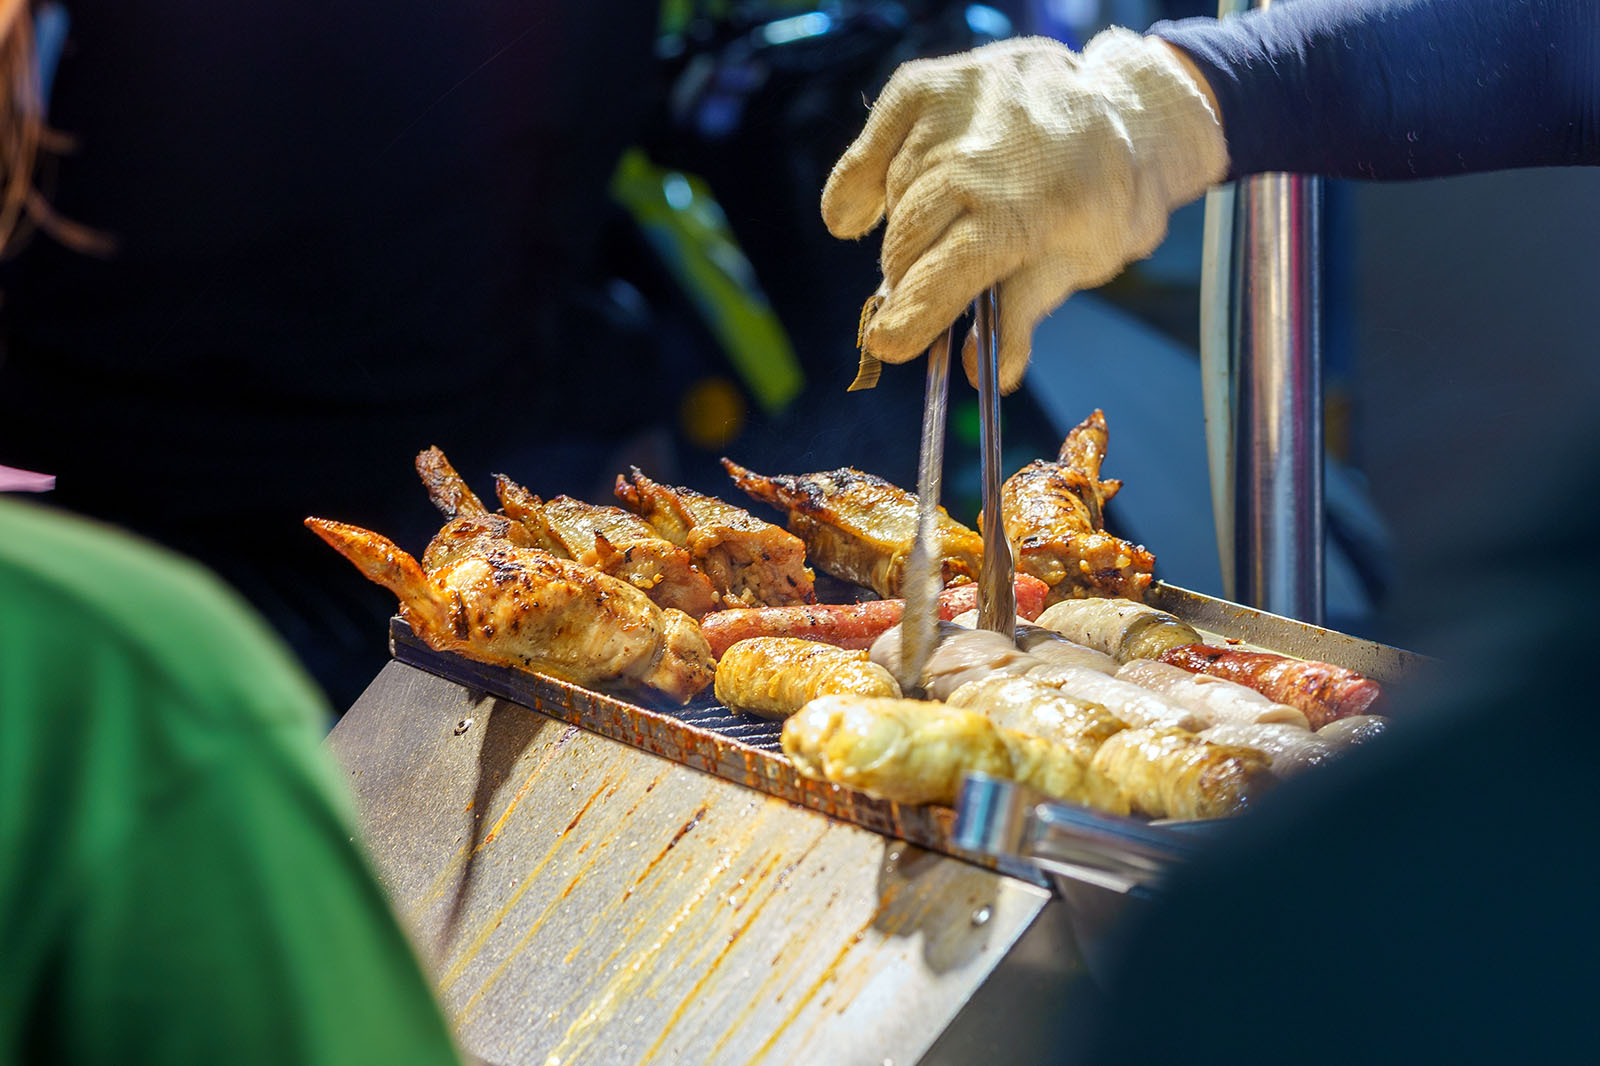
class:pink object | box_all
[0,464,55,493]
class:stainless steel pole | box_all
[1200,0,1325,624]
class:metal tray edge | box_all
[386,617,1047,883]
[1147,581,1426,683]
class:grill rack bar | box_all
[387,617,1038,879]
[386,584,1424,880]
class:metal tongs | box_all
[897,286,1015,694]
[953,774,1209,894]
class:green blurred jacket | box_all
[0,497,460,1065]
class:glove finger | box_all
[879,165,963,290]
[960,260,1079,394]
[821,64,939,239]
[821,152,887,240]
[884,106,967,217]
[864,215,1023,366]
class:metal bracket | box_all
[952,773,1213,894]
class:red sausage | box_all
[700,600,901,658]
[1158,644,1382,729]
[699,575,1051,659]
[937,573,1049,622]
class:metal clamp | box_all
[952,773,1211,894]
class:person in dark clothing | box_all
[823,0,1598,1058]
[821,0,1596,387]
[1074,528,1599,1061]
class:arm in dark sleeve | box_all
[1151,0,1599,180]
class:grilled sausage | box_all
[699,577,1050,658]
[946,674,1128,762]
[1090,727,1275,820]
[782,695,1128,813]
[1158,644,1383,729]
[1036,597,1202,663]
[714,637,899,719]
[1116,660,1311,729]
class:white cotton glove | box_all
[823,30,1228,393]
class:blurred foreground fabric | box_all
[0,497,459,1065]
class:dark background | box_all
[2,0,1597,711]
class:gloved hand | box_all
[822,29,1228,392]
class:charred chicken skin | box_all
[492,475,719,620]
[722,459,983,598]
[488,472,577,557]
[305,517,714,703]
[615,467,815,608]
[413,446,543,570]
[1000,410,1155,604]
[421,513,537,572]
[416,445,492,519]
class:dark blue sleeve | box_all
[1151,0,1600,180]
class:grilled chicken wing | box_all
[305,517,713,703]
[615,467,815,607]
[714,637,900,719]
[489,474,575,556]
[492,476,719,620]
[723,459,983,599]
[421,513,536,572]
[1000,410,1155,603]
[413,446,560,567]
[416,445,491,518]
[1090,727,1275,820]
[782,695,1128,814]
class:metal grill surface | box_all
[387,617,1026,875]
[387,583,1424,871]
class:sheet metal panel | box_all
[331,582,1420,1063]
[384,618,1050,876]
[329,663,1076,1066]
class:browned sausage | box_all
[700,575,1050,659]
[1158,644,1382,729]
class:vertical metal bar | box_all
[1234,174,1324,623]
[1201,0,1325,624]
[975,287,1015,638]
[1199,182,1238,598]
[898,322,957,693]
